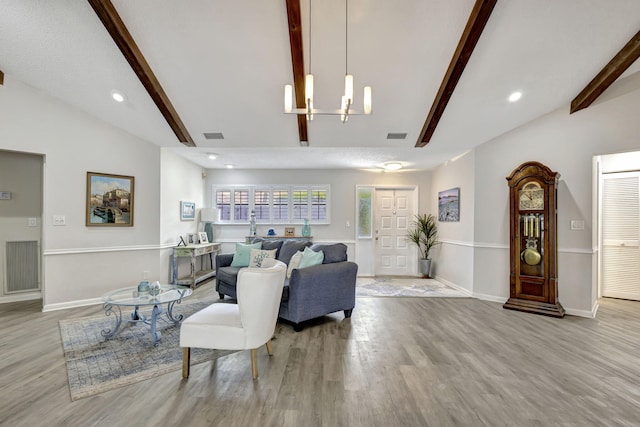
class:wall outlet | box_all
[28,217,37,227]
[53,215,66,226]
[346,220,351,228]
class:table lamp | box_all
[200,208,216,243]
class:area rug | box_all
[59,299,235,401]
[356,277,469,297]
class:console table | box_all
[171,242,221,288]
[245,236,312,244]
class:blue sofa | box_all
[215,239,358,331]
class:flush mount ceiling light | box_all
[383,162,402,171]
[284,0,371,123]
[111,91,125,102]
[207,153,218,160]
[508,91,522,102]
[225,164,233,169]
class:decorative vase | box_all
[301,219,311,237]
[419,259,432,278]
[137,281,149,294]
[148,281,162,297]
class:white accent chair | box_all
[180,259,287,379]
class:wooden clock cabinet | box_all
[504,161,565,317]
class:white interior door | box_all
[601,172,640,300]
[374,189,416,276]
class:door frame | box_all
[354,185,419,277]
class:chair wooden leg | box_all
[265,339,273,356]
[251,349,258,379]
[182,347,191,378]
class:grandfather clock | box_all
[504,161,565,317]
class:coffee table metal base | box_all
[101,299,185,345]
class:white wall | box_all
[463,71,640,316]
[430,151,476,292]
[0,79,201,309]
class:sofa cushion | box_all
[278,239,312,265]
[230,242,262,267]
[286,251,303,279]
[310,243,348,264]
[251,238,284,258]
[298,246,324,268]
[217,265,242,287]
[248,248,277,268]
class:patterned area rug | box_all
[59,298,235,401]
[356,277,469,297]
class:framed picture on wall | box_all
[181,201,196,221]
[86,172,134,227]
[438,187,460,222]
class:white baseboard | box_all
[565,300,599,318]
[472,292,508,304]
[43,297,102,312]
[0,291,41,304]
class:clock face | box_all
[519,182,544,210]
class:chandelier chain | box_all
[345,0,348,75]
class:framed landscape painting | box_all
[86,172,134,227]
[438,187,460,222]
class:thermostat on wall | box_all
[0,191,11,200]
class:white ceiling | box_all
[1,0,639,170]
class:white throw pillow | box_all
[248,248,277,268]
[286,250,303,279]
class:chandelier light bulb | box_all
[363,86,372,114]
[344,74,353,102]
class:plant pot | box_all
[419,259,432,278]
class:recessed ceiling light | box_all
[225,164,233,169]
[111,91,125,102]
[383,162,402,171]
[207,153,218,160]
[508,91,522,102]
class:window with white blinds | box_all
[601,172,640,300]
[212,185,330,225]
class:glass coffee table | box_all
[101,284,192,345]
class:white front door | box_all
[374,188,416,276]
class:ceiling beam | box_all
[285,0,309,145]
[416,0,497,148]
[570,30,640,114]
[87,0,195,147]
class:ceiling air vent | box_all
[204,132,224,140]
[386,133,407,140]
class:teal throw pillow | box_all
[230,242,262,267]
[298,246,324,269]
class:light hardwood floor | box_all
[1,282,639,427]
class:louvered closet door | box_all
[602,172,640,300]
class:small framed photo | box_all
[284,227,295,237]
[181,201,196,221]
[198,231,208,244]
[187,233,200,245]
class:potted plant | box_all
[407,213,440,277]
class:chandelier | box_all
[284,0,372,123]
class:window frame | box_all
[211,184,330,225]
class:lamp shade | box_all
[200,208,216,222]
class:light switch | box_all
[53,215,66,226]
[570,220,584,230]
[28,217,37,227]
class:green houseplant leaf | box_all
[407,213,440,260]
